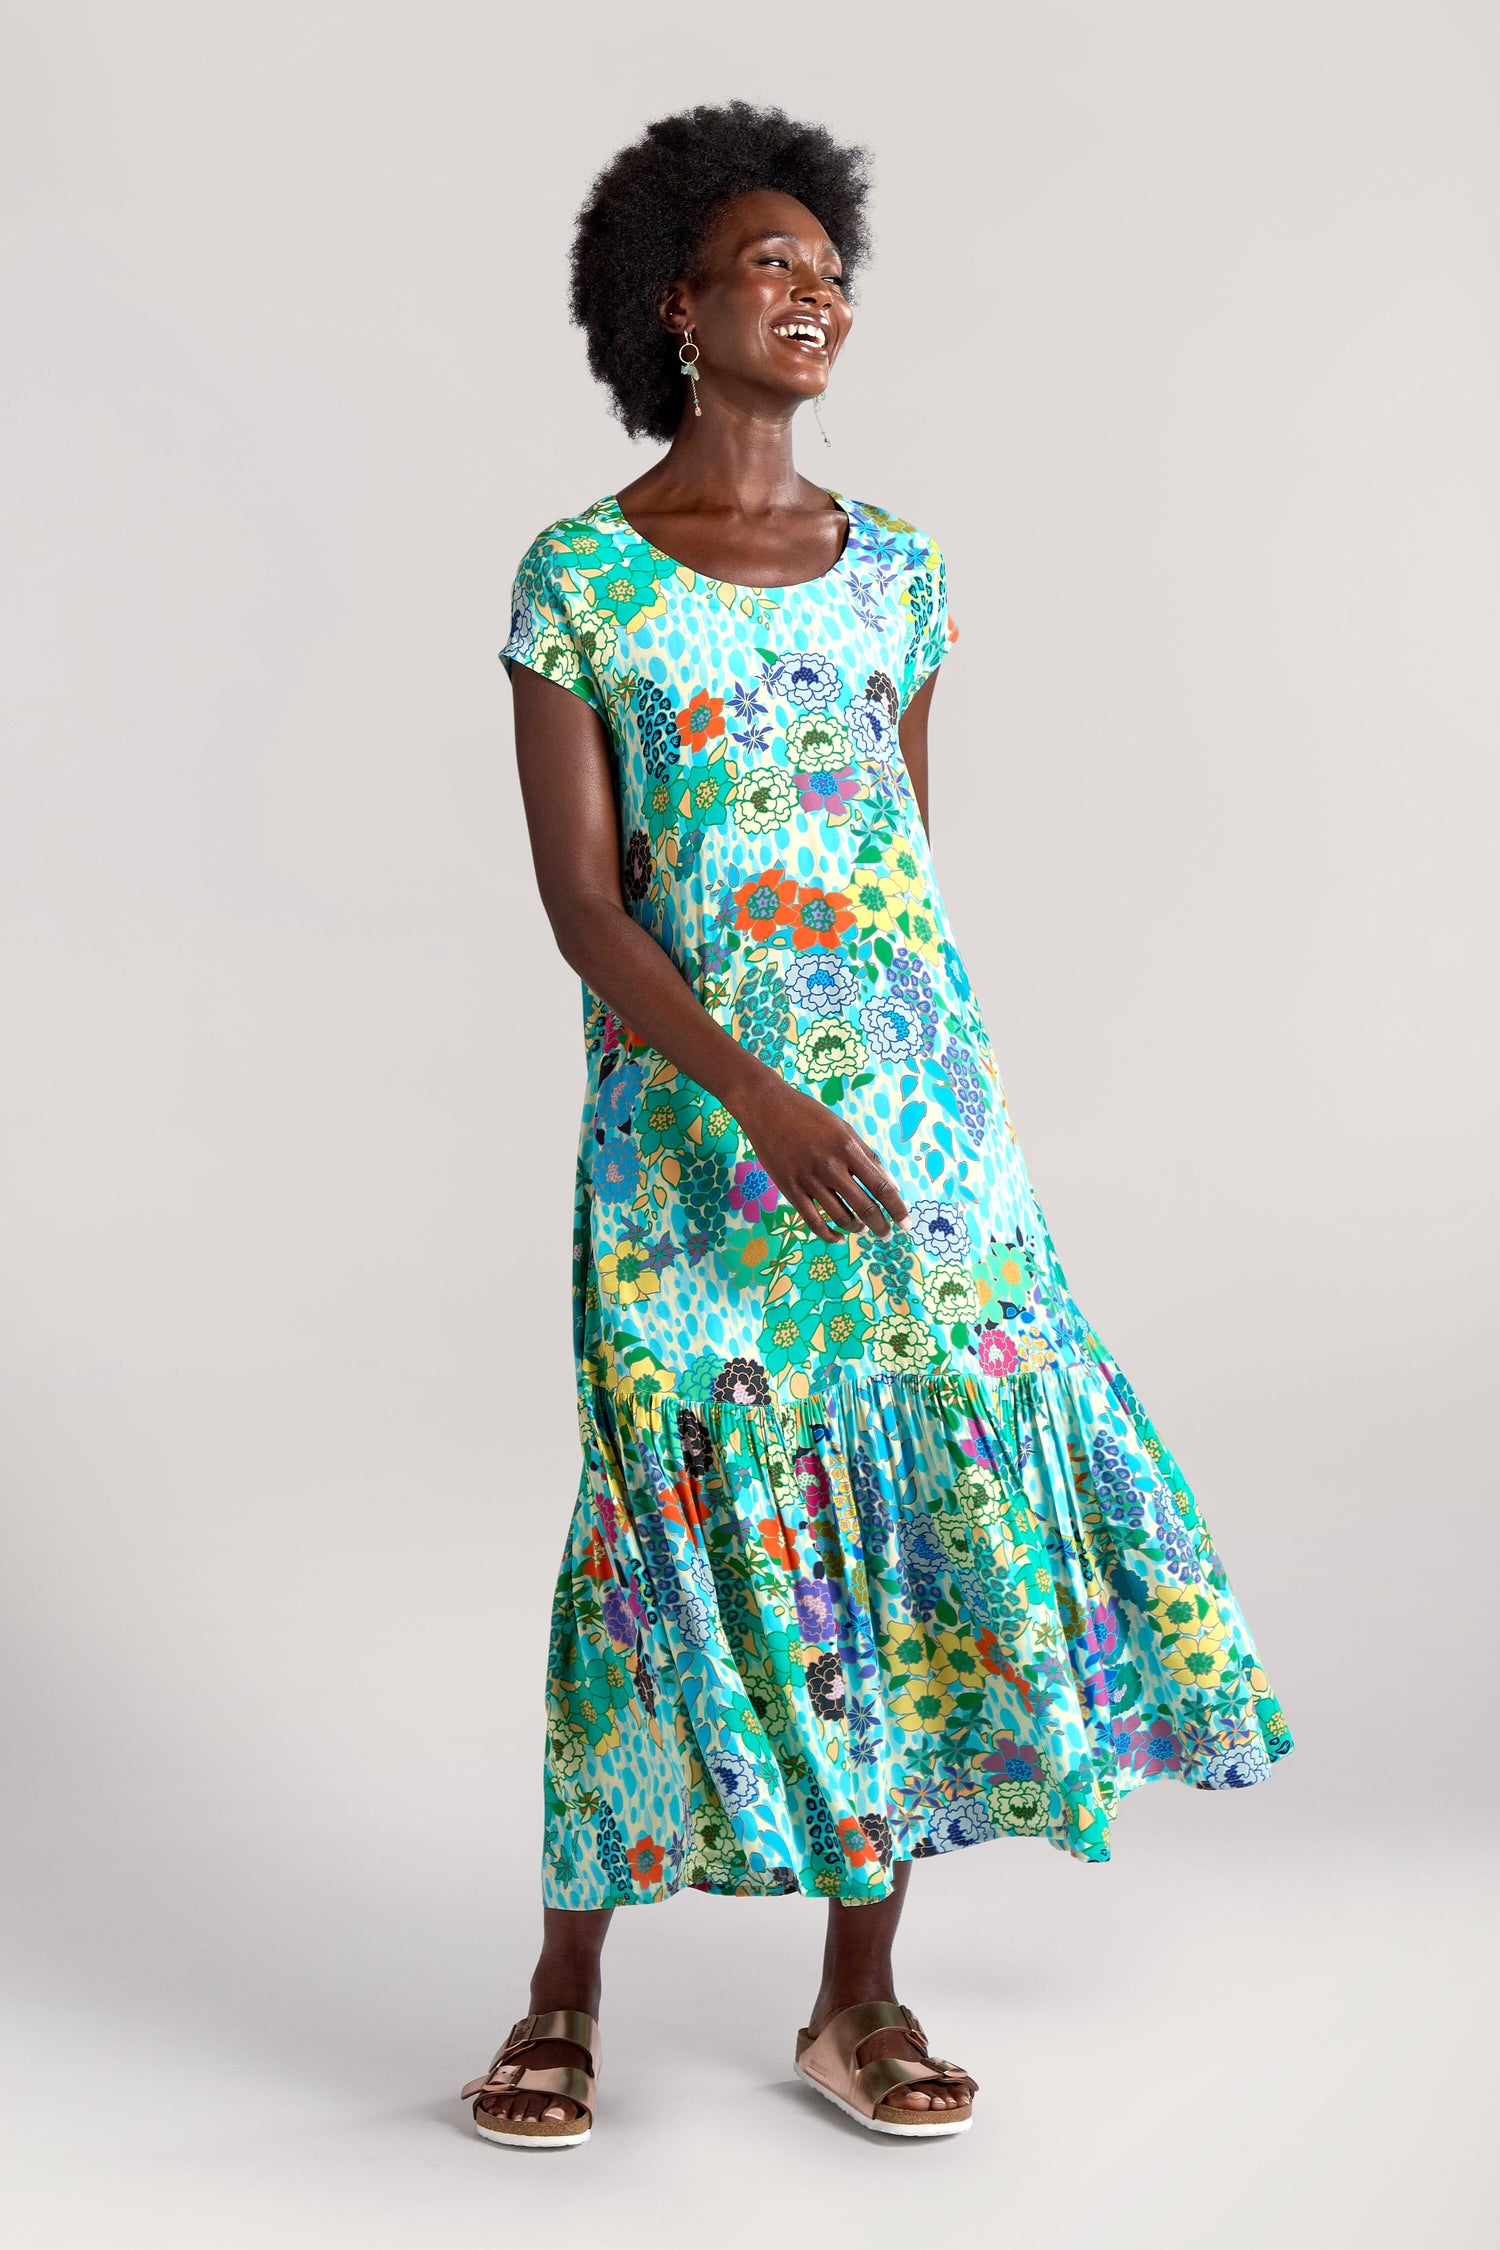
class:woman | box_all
[463,101,1292,2148]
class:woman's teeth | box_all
[771,321,826,346]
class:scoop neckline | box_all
[599,489,857,599]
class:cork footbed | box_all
[474,2098,591,2143]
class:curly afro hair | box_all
[569,101,873,443]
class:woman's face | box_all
[663,188,852,415]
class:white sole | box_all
[795,2067,973,2138]
[475,2119,591,2150]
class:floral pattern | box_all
[502,491,1292,1908]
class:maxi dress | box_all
[501,490,1292,1909]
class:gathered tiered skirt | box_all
[540,1334,1292,1908]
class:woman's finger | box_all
[829,1168,893,1237]
[849,1147,909,1226]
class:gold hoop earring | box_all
[678,327,702,418]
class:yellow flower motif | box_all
[1162,1613,1230,1687]
[877,838,929,920]
[845,865,901,934]
[888,1674,955,1732]
[597,1238,660,1305]
[1148,1585,1231,1687]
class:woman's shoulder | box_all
[510,497,622,589]
[844,495,943,568]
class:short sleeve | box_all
[500,533,608,717]
[900,539,956,709]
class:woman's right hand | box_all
[730,1069,910,1245]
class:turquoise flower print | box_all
[796,765,861,822]
[498,492,1292,1913]
[785,952,859,1016]
[768,650,840,708]
[728,1157,780,1223]
[586,540,668,632]
[786,710,854,773]
[905,1199,975,1261]
[860,992,932,1062]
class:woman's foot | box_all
[803,1989,969,2114]
[473,2023,594,2128]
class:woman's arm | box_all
[510,662,909,1245]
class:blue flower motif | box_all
[794,1575,838,1645]
[846,572,885,628]
[708,1746,762,1811]
[861,994,931,1061]
[905,1198,974,1261]
[593,1136,640,1204]
[785,952,859,1016]
[727,680,762,726]
[596,1061,643,1131]
[767,650,840,708]
[929,1795,996,1850]
[1198,1742,1272,1790]
[849,699,897,764]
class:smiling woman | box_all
[464,97,1293,2154]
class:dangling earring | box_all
[679,327,702,417]
[813,389,831,448]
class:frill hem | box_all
[539,1352,1291,1908]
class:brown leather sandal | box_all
[794,2000,977,2138]
[460,2009,599,2150]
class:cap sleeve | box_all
[900,538,954,710]
[500,531,608,717]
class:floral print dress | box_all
[501,490,1292,1909]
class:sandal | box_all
[794,2000,977,2138]
[460,2009,599,2150]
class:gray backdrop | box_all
[3,3,1496,2244]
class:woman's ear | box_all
[657,281,691,336]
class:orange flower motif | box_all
[626,1836,665,1887]
[659,1473,710,1539]
[785,881,855,952]
[581,1528,614,1581]
[837,1815,879,1867]
[757,1514,799,1572]
[974,1625,1007,1674]
[676,690,725,752]
[731,865,799,943]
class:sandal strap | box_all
[462,2061,594,2112]
[857,2054,977,2106]
[459,2008,600,2104]
[797,1999,976,2116]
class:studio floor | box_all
[4,1786,1492,2250]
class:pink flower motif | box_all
[796,764,861,821]
[976,1324,1020,1378]
[728,1157,780,1223]
[793,1448,833,1515]
[956,1413,994,1463]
